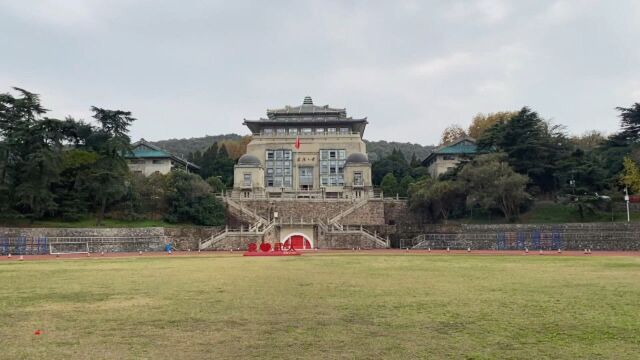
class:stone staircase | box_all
[198,220,276,250]
[224,196,270,227]
[327,199,370,225]
[318,220,388,248]
[204,195,389,250]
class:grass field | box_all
[1,254,639,359]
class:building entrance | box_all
[283,234,312,250]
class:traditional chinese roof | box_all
[422,137,478,164]
[126,139,200,170]
[243,96,368,135]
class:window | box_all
[243,173,252,187]
[265,149,292,189]
[339,127,349,134]
[315,128,325,134]
[152,159,164,164]
[263,128,273,135]
[289,128,298,135]
[327,128,336,134]
[442,155,456,160]
[276,128,286,135]
[319,149,346,187]
[302,128,312,135]
[354,172,364,186]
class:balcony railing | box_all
[252,131,361,138]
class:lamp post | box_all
[624,187,630,223]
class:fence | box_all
[0,236,167,255]
[411,229,640,251]
[0,237,49,255]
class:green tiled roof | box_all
[124,140,200,170]
[126,147,170,158]
[423,137,478,164]
[435,140,477,155]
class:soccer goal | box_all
[49,240,90,255]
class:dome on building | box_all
[237,154,261,166]
[345,152,369,165]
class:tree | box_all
[0,88,66,221]
[56,149,99,220]
[380,173,398,197]
[87,107,136,225]
[556,148,608,193]
[620,156,640,193]
[440,124,467,145]
[570,130,606,150]
[615,103,640,142]
[206,176,226,193]
[408,178,464,222]
[371,148,410,185]
[458,153,530,220]
[409,153,420,167]
[468,112,516,139]
[398,175,415,197]
[477,107,570,194]
[165,171,225,225]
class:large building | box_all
[232,96,373,199]
[199,97,391,251]
[422,136,477,178]
[126,139,200,176]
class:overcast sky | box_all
[1,1,639,145]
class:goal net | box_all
[49,240,90,255]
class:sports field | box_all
[1,253,639,359]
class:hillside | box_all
[151,134,434,161]
[151,134,243,157]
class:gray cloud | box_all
[1,0,639,144]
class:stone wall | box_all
[321,232,387,249]
[0,226,225,252]
[411,222,640,251]
[232,199,386,225]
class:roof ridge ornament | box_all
[303,96,313,105]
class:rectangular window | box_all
[289,128,298,135]
[315,128,325,134]
[243,173,252,187]
[152,159,164,164]
[263,128,273,135]
[302,128,312,135]
[354,172,364,186]
[276,128,286,135]
[319,149,346,187]
[327,128,336,134]
[339,128,349,134]
[264,149,292,189]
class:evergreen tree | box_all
[380,173,399,197]
[615,103,640,142]
[86,107,136,225]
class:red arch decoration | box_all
[283,235,312,250]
